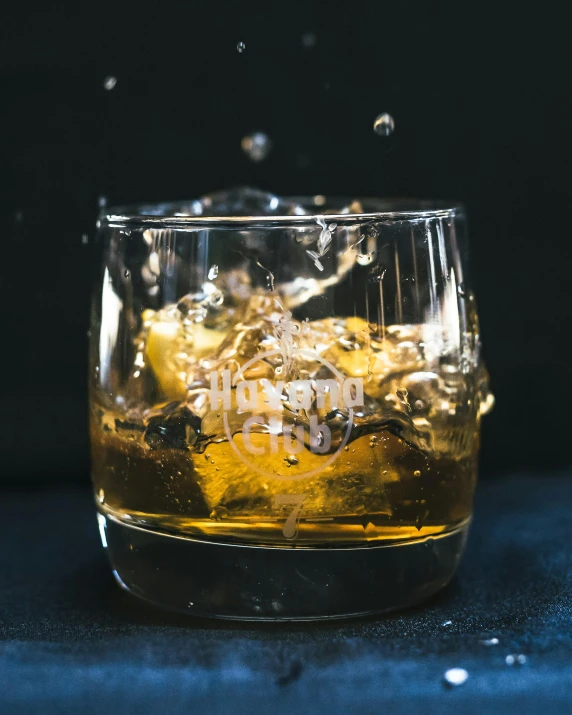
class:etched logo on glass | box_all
[207,311,364,481]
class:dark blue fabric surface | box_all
[1,475,571,714]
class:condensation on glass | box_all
[89,189,493,620]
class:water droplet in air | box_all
[237,41,246,53]
[373,113,395,137]
[457,283,466,297]
[284,455,299,466]
[98,489,105,504]
[443,668,468,688]
[103,76,117,91]
[208,264,219,280]
[14,210,23,222]
[442,620,453,626]
[356,253,375,266]
[413,470,422,477]
[301,32,316,48]
[124,270,130,278]
[241,132,272,163]
[480,638,499,646]
[506,654,527,666]
[98,195,107,209]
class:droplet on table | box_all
[443,668,468,688]
[480,637,499,646]
[241,132,272,163]
[373,112,395,136]
[103,76,117,91]
[237,41,246,53]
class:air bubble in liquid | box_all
[373,113,395,137]
[356,253,375,266]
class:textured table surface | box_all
[0,475,571,714]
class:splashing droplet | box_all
[301,32,316,48]
[506,654,527,666]
[237,41,246,53]
[208,264,219,280]
[241,132,272,163]
[443,668,468,688]
[373,113,395,137]
[103,76,117,91]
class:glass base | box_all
[99,512,470,621]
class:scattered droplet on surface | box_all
[284,455,299,466]
[443,668,468,688]
[480,637,499,646]
[506,654,527,666]
[301,32,316,48]
[208,264,219,280]
[237,41,246,53]
[103,76,117,91]
[241,132,272,163]
[373,112,395,137]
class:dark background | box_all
[1,0,570,482]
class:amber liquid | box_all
[91,407,477,547]
[91,300,485,548]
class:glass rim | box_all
[102,196,465,229]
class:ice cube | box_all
[144,402,202,450]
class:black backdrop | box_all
[1,0,570,482]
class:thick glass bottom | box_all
[98,512,470,621]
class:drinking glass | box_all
[90,189,492,620]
